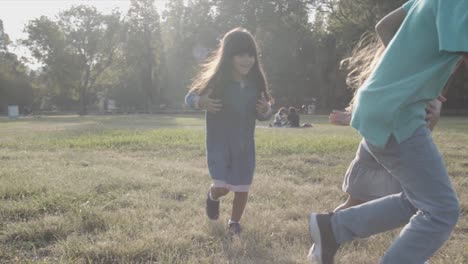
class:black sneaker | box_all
[228,222,241,235]
[308,213,339,264]
[206,192,220,220]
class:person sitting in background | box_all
[272,107,288,127]
[287,107,300,127]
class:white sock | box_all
[228,219,239,225]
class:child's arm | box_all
[256,98,273,121]
[426,96,445,131]
[375,7,407,47]
[185,90,222,113]
[329,110,352,126]
[185,91,201,110]
[425,55,465,130]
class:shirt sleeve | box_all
[435,0,468,52]
[185,91,201,110]
[402,0,415,13]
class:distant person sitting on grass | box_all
[287,107,300,127]
[301,104,307,114]
[272,107,288,127]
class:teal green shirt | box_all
[351,0,468,148]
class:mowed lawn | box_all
[0,114,467,264]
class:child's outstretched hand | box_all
[199,90,222,113]
[425,95,445,131]
[329,110,352,126]
[256,97,270,114]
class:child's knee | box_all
[426,198,460,228]
[439,200,460,227]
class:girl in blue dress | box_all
[185,28,273,234]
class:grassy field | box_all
[0,114,467,264]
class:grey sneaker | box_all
[206,192,220,220]
[308,213,339,264]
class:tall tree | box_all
[307,0,407,109]
[60,6,121,115]
[161,0,216,104]
[22,16,78,110]
[0,20,33,114]
[22,6,121,114]
[0,20,10,53]
[123,0,164,112]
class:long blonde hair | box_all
[340,32,385,111]
[189,27,272,102]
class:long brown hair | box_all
[340,32,385,111]
[189,27,272,102]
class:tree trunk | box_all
[79,85,87,115]
[79,67,91,115]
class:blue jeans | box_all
[331,126,460,264]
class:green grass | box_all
[0,114,467,263]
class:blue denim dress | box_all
[185,80,270,191]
